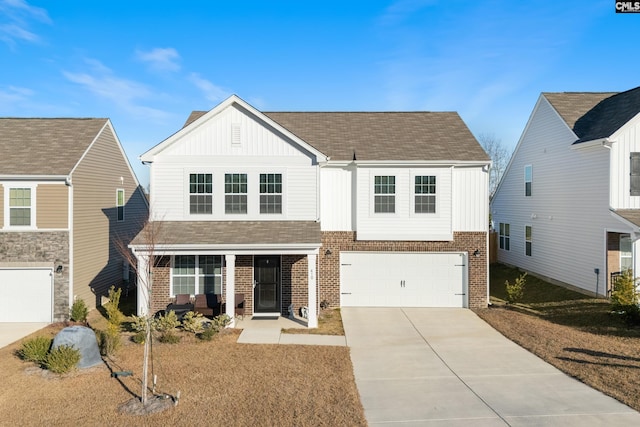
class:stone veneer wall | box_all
[0,231,69,321]
[319,231,488,309]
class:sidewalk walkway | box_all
[235,315,346,346]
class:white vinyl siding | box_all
[319,166,354,231]
[609,113,640,208]
[452,166,489,232]
[491,95,624,296]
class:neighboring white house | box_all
[131,95,490,327]
[491,86,640,296]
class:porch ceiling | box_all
[130,220,321,247]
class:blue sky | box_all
[1,0,638,188]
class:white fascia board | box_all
[129,243,321,255]
[140,94,329,163]
[570,138,610,151]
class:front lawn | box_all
[0,304,365,426]
[476,264,640,411]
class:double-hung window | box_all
[374,175,395,213]
[499,223,510,250]
[9,188,32,226]
[525,226,532,256]
[260,173,282,214]
[524,165,532,197]
[620,234,633,271]
[631,153,640,196]
[189,173,212,214]
[116,189,125,221]
[172,255,222,296]
[415,175,436,213]
[225,173,247,214]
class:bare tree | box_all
[478,133,511,197]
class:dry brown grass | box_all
[476,264,640,412]
[283,308,344,335]
[1,314,365,426]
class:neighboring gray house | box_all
[491,87,640,296]
[131,95,490,327]
[0,118,148,322]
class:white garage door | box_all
[0,268,53,322]
[340,252,467,308]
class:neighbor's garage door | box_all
[340,252,467,308]
[0,268,53,322]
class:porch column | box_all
[307,254,318,328]
[225,254,236,328]
[136,253,149,316]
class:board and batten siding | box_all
[452,166,489,232]
[609,113,640,209]
[319,166,355,231]
[491,96,625,295]
[36,183,69,229]
[72,123,147,309]
[356,166,453,241]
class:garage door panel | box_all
[0,269,53,322]
[340,252,466,308]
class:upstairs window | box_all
[415,175,436,213]
[525,225,532,256]
[9,188,32,226]
[116,189,125,221]
[260,173,282,214]
[189,173,212,214]
[374,176,395,213]
[499,222,510,250]
[225,173,247,214]
[631,153,640,196]
[524,165,532,197]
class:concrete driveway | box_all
[342,307,640,426]
[0,323,49,349]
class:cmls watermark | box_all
[616,1,640,12]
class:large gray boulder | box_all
[52,326,102,369]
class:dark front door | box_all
[254,255,281,313]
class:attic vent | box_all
[232,123,241,146]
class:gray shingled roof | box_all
[0,118,108,175]
[184,110,488,162]
[131,221,321,246]
[544,87,640,143]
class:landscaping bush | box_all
[129,315,149,333]
[19,336,52,366]
[132,331,147,344]
[104,285,125,329]
[70,298,88,322]
[198,325,217,341]
[611,269,639,308]
[157,332,181,344]
[505,272,527,304]
[45,345,81,374]
[210,314,232,332]
[153,310,180,343]
[97,325,121,356]
[181,311,205,334]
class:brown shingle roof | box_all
[544,87,640,143]
[0,118,108,175]
[613,209,640,228]
[131,221,321,246]
[183,110,488,162]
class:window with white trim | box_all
[525,225,532,256]
[260,173,282,214]
[9,187,32,226]
[117,189,125,221]
[189,173,212,214]
[631,153,640,196]
[414,175,436,213]
[621,234,633,271]
[524,165,532,197]
[499,222,510,250]
[225,173,247,214]
[374,175,395,213]
[172,255,222,296]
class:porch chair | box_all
[167,294,194,312]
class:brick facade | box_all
[148,230,488,316]
[0,231,69,321]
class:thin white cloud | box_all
[136,47,181,72]
[0,0,51,47]
[188,73,229,103]
[0,85,33,110]
[63,59,170,121]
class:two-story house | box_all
[0,118,148,322]
[131,95,490,327]
[491,86,640,296]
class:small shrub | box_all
[210,314,232,332]
[70,299,88,323]
[19,336,52,366]
[129,315,150,332]
[198,326,217,341]
[618,304,640,327]
[45,345,80,374]
[104,285,125,329]
[182,311,205,334]
[611,269,639,309]
[132,331,147,344]
[153,310,180,333]
[505,272,527,304]
[98,324,121,356]
[157,332,181,344]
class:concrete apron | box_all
[342,307,640,426]
[0,323,50,349]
